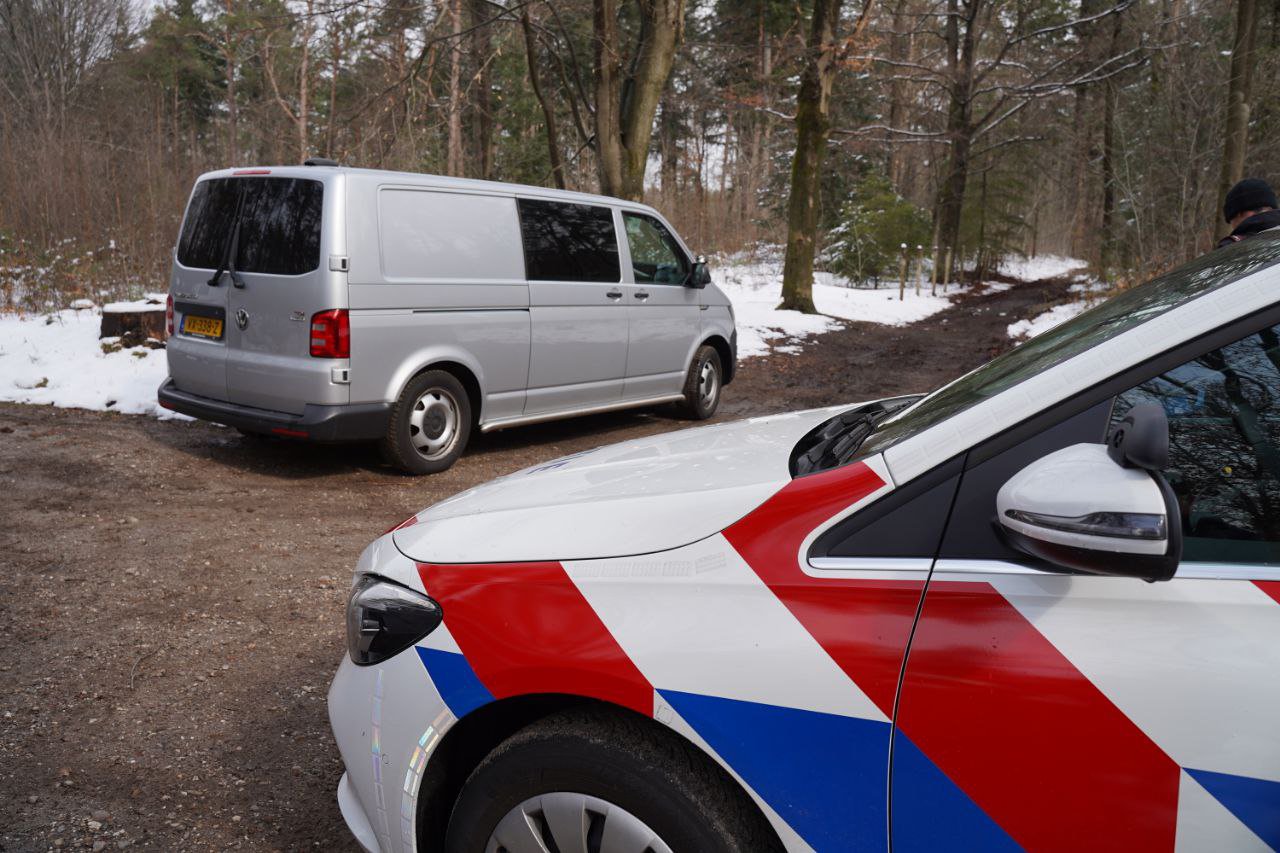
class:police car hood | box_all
[392,405,853,563]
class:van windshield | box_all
[853,234,1280,459]
[178,177,323,276]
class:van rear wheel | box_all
[381,370,471,475]
[678,344,722,420]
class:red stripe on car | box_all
[417,561,653,715]
[1254,580,1280,606]
[898,580,1180,852]
[725,460,1179,850]
[723,461,918,715]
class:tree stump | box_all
[101,299,167,348]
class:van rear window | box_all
[517,198,619,282]
[178,177,323,276]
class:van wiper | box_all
[790,395,921,476]
[207,189,247,288]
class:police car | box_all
[328,235,1280,852]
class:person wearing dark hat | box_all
[1218,178,1280,248]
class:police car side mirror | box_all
[995,407,1181,582]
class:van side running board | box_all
[479,394,685,433]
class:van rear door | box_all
[168,179,238,402]
[170,173,342,416]
[222,176,339,415]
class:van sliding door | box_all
[518,198,629,414]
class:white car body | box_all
[330,236,1280,852]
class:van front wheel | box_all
[678,344,722,420]
[381,370,471,475]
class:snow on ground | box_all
[0,307,182,419]
[1007,300,1093,339]
[1003,257,1110,340]
[999,254,1088,282]
[0,251,1095,419]
[716,257,966,357]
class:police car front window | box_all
[859,235,1280,458]
[1114,325,1280,564]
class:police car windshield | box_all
[859,234,1280,458]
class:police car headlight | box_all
[346,575,442,666]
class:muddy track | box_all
[0,273,1074,851]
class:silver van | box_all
[158,162,737,473]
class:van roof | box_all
[195,165,660,213]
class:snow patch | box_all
[103,293,167,313]
[716,257,965,358]
[999,254,1087,282]
[0,309,184,419]
[1007,301,1092,339]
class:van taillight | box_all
[310,309,350,358]
[166,294,174,337]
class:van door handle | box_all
[606,289,623,300]
[634,290,650,301]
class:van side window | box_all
[623,213,689,284]
[177,177,323,276]
[517,198,619,283]
[1112,325,1280,564]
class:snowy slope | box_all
[715,257,966,356]
[0,308,181,418]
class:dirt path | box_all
[0,272,1074,852]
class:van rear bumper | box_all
[158,379,389,442]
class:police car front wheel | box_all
[443,709,782,853]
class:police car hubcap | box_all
[486,792,672,853]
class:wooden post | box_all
[915,244,924,296]
[943,247,953,291]
[898,243,908,301]
[930,245,939,296]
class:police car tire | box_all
[381,370,472,475]
[444,708,782,853]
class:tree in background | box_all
[1,0,1278,301]
[593,0,689,200]
[1217,0,1260,239]
[826,170,931,284]
[780,0,857,313]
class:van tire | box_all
[443,709,782,853]
[381,370,472,475]
[678,344,722,420]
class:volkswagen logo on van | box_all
[235,308,250,330]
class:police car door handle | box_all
[634,290,650,301]
[606,289,623,300]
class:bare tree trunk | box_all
[521,8,566,188]
[779,0,847,313]
[1099,5,1123,272]
[932,0,978,274]
[1216,0,1259,239]
[223,0,239,164]
[1069,0,1104,263]
[446,0,464,177]
[469,0,493,180]
[298,0,313,161]
[593,0,687,201]
[594,0,625,195]
[326,15,340,158]
[886,0,909,186]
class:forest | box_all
[1,0,1277,309]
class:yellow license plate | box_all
[183,315,223,339]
